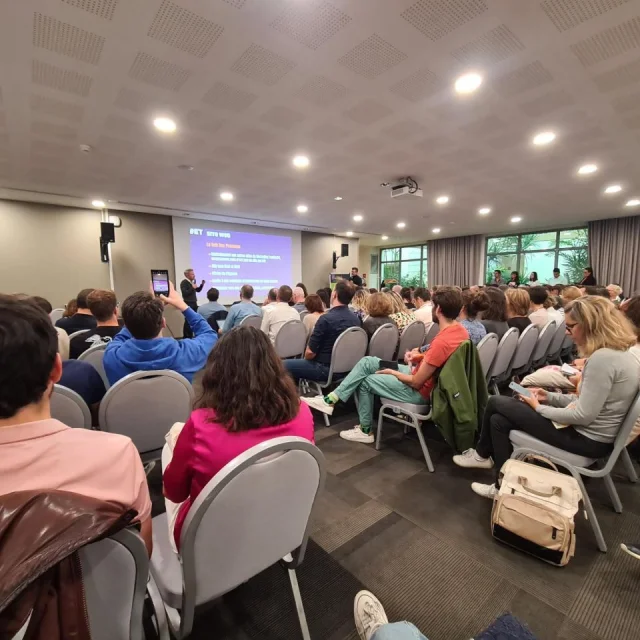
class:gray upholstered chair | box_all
[486,328,519,395]
[508,324,539,378]
[149,437,326,639]
[367,323,399,360]
[299,310,309,321]
[545,320,567,365]
[476,333,499,382]
[49,308,65,324]
[239,314,262,329]
[275,319,308,358]
[424,322,439,346]
[67,329,92,341]
[78,341,109,388]
[529,321,556,370]
[396,320,426,358]
[51,384,92,428]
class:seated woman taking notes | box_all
[162,326,314,551]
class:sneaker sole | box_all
[339,432,374,444]
[301,398,334,415]
[621,544,640,560]
[452,458,494,470]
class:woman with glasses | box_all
[452,296,640,499]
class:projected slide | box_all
[189,227,292,298]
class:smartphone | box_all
[378,360,399,371]
[509,381,532,398]
[561,363,579,377]
[151,269,170,297]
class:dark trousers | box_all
[183,302,197,338]
[283,359,330,383]
[476,395,613,485]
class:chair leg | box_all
[375,408,385,451]
[146,575,171,640]
[603,473,623,513]
[491,382,499,396]
[323,413,330,427]
[414,418,435,473]
[287,566,311,640]
[621,448,638,483]
[574,473,607,553]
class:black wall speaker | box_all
[100,222,116,243]
[341,243,349,257]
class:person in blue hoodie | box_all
[104,282,216,385]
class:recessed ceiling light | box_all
[532,131,556,146]
[296,204,308,213]
[153,116,176,133]
[455,72,483,94]
[577,163,598,175]
[353,214,363,222]
[625,198,640,207]
[396,222,406,229]
[510,216,522,223]
[91,199,105,208]
[334,196,342,201]
[478,207,491,215]
[604,184,622,194]
[219,191,234,202]
[292,155,310,169]
[432,227,441,233]
[381,235,389,240]
[346,231,354,236]
[435,195,449,205]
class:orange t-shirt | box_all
[413,323,469,399]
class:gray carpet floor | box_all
[148,397,640,640]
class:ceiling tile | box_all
[308,122,351,143]
[494,61,554,97]
[294,75,348,106]
[31,59,93,96]
[31,94,85,122]
[31,120,78,141]
[33,13,105,65]
[338,34,408,79]
[389,67,442,102]
[592,57,640,91]
[451,24,525,65]
[570,16,640,68]
[343,99,392,125]
[185,110,227,133]
[260,105,306,128]
[401,0,488,41]
[128,51,191,91]
[202,81,258,111]
[61,0,119,21]
[230,43,297,86]
[518,89,575,116]
[221,0,247,8]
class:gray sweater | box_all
[536,348,640,443]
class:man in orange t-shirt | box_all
[302,287,469,444]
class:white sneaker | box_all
[340,425,374,444]
[354,590,388,640]
[301,395,334,415]
[452,448,494,469]
[471,482,498,499]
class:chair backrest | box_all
[51,384,92,428]
[275,320,308,358]
[488,327,519,381]
[299,310,309,321]
[327,327,368,381]
[68,329,92,341]
[179,437,325,617]
[98,370,194,456]
[49,308,65,324]
[476,333,499,380]
[77,342,109,388]
[240,314,262,329]
[397,320,426,357]
[424,322,439,346]
[530,321,556,364]
[546,320,567,360]
[78,529,148,640]
[367,323,399,360]
[509,324,539,371]
[604,389,640,472]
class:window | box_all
[485,229,588,285]
[380,244,428,288]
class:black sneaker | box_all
[621,542,640,560]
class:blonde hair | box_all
[367,292,393,317]
[351,288,370,312]
[565,296,637,357]
[562,286,581,301]
[385,291,406,314]
[505,288,530,317]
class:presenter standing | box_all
[180,268,205,338]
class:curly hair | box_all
[197,326,299,431]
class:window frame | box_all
[379,243,428,288]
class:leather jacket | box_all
[0,490,137,640]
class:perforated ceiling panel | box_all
[32,60,93,96]
[452,24,525,65]
[260,105,306,129]
[128,52,191,91]
[31,120,78,141]
[570,16,640,67]
[401,0,488,41]
[338,34,407,79]
[33,13,105,65]
[494,61,554,97]
[30,94,85,122]
[541,0,630,32]
[518,89,575,116]
[61,0,119,20]
[113,87,155,114]
[202,81,257,111]
[592,56,640,91]
[295,75,348,106]
[222,0,247,9]
[230,44,296,85]
[389,67,441,103]
[270,1,351,50]
[147,1,224,58]
[343,99,392,125]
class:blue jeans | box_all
[372,622,428,640]
[283,359,330,382]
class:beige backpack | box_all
[491,455,583,566]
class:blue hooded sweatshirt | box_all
[104,308,217,385]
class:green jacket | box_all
[430,340,488,452]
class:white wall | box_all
[301,232,359,292]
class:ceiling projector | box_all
[384,177,423,199]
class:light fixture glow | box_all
[478,207,491,215]
[625,198,640,207]
[91,199,105,208]
[577,163,598,175]
[455,72,483,94]
[353,214,363,222]
[381,235,389,240]
[604,184,622,194]
[510,216,522,223]
[334,196,342,201]
[432,227,441,234]
[396,222,406,229]
[435,195,450,205]
[292,155,310,168]
[219,191,234,202]
[296,204,308,213]
[153,117,176,133]
[346,231,354,236]
[532,131,556,146]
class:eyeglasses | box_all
[566,321,579,333]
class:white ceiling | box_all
[1,0,640,245]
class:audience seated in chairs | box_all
[104,282,216,385]
[260,284,299,344]
[197,287,226,321]
[458,289,489,345]
[162,326,314,551]
[292,286,307,312]
[505,287,532,333]
[55,288,97,334]
[412,287,432,324]
[528,286,550,328]
[69,288,121,359]
[316,288,331,310]
[350,287,370,321]
[0,294,152,553]
[480,287,509,340]
[454,296,640,499]
[283,280,360,383]
[29,295,70,360]
[303,293,325,335]
[386,290,415,331]
[222,284,262,331]
[400,287,415,309]
[303,287,469,444]
[362,292,396,339]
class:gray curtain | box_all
[589,216,640,296]
[428,235,485,286]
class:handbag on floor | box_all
[491,455,582,566]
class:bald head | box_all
[292,286,305,303]
[392,285,402,295]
